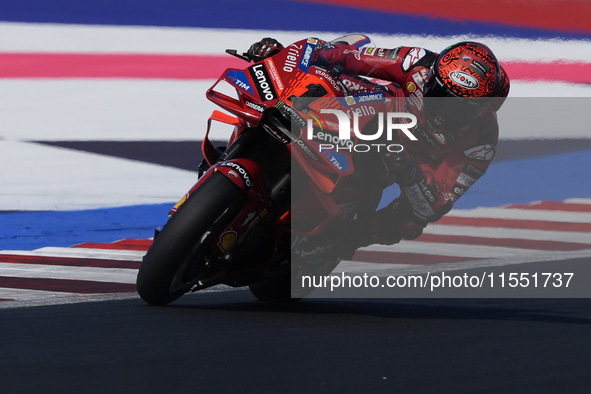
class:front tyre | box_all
[136,172,245,306]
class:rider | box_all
[248,37,510,248]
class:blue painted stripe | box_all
[453,149,591,209]
[379,150,591,210]
[3,150,589,251]
[0,203,172,251]
[0,0,588,40]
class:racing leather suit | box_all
[250,37,510,246]
[308,39,510,245]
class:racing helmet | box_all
[422,41,502,131]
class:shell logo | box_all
[218,231,237,251]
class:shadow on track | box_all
[167,290,591,326]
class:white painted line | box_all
[0,79,218,141]
[424,224,591,244]
[0,139,197,211]
[361,241,539,258]
[565,198,591,205]
[0,262,137,283]
[0,248,145,261]
[1,23,591,63]
[447,207,591,223]
[337,249,591,276]
[0,287,82,301]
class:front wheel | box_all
[136,172,246,306]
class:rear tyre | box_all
[248,275,295,303]
[248,256,342,302]
[136,173,245,306]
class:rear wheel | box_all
[136,173,245,306]
[248,256,342,302]
[248,275,294,302]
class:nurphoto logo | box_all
[307,109,418,153]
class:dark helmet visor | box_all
[423,74,493,130]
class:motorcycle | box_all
[136,35,406,305]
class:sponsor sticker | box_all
[387,47,400,60]
[314,68,341,93]
[356,92,385,103]
[284,42,303,72]
[456,172,477,187]
[407,92,424,112]
[343,96,357,106]
[463,163,485,178]
[376,48,388,58]
[415,127,441,150]
[452,183,467,196]
[298,38,318,73]
[296,138,319,161]
[321,149,350,171]
[249,64,277,101]
[449,70,479,89]
[225,70,253,93]
[337,92,385,106]
[265,58,284,91]
[244,100,265,113]
[218,231,237,252]
[276,100,307,128]
[313,130,354,150]
[404,183,436,217]
[219,161,253,189]
[419,179,440,205]
[412,72,425,89]
[263,123,291,145]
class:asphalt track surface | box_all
[2,261,591,394]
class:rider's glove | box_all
[247,38,284,59]
[371,197,427,244]
[385,149,421,186]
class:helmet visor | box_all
[423,74,492,130]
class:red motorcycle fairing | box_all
[202,38,402,231]
[190,38,406,235]
[138,36,409,305]
[202,110,245,166]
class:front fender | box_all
[170,158,266,217]
[215,159,261,192]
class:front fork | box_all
[170,120,292,259]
